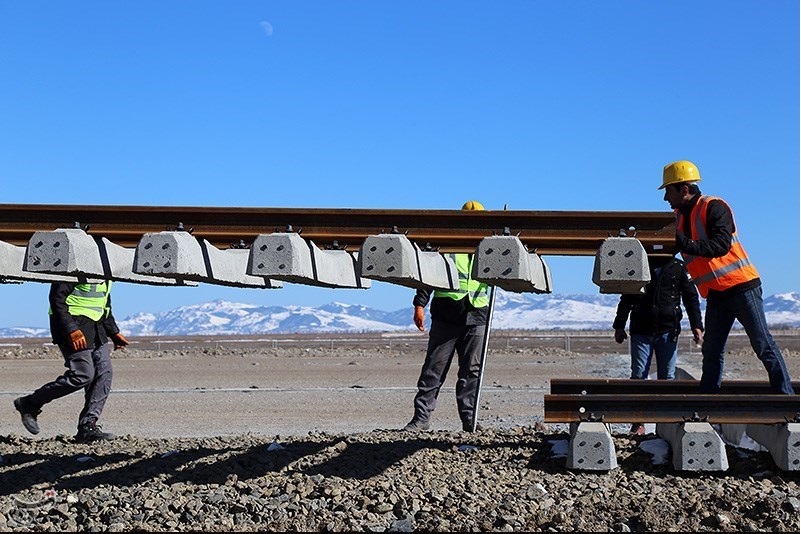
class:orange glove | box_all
[112,333,129,351]
[69,330,87,351]
[413,306,426,332]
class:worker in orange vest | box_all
[660,160,793,394]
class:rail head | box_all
[548,378,801,395]
[0,203,677,255]
[543,393,800,424]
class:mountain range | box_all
[1,291,797,338]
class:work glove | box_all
[69,330,87,351]
[112,333,129,351]
[614,328,627,344]
[413,306,426,332]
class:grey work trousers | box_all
[412,319,486,425]
[29,343,113,428]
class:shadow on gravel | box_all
[1,432,560,493]
[3,430,793,497]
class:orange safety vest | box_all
[676,195,759,298]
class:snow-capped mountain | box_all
[2,291,797,338]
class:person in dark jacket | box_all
[613,255,704,435]
[13,281,129,442]
[402,200,490,433]
[613,255,704,381]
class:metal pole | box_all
[470,284,497,432]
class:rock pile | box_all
[1,426,798,532]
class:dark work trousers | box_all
[412,319,487,425]
[701,285,793,394]
[28,343,113,428]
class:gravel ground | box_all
[0,336,798,532]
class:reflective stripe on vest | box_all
[433,254,489,308]
[676,196,758,298]
[50,281,112,321]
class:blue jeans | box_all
[630,332,677,380]
[701,285,793,394]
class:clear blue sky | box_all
[1,1,798,328]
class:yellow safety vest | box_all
[433,254,489,308]
[49,281,113,321]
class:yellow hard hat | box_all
[659,160,701,189]
[461,200,485,211]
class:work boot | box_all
[13,396,41,435]
[75,421,115,442]
[402,418,431,432]
[462,421,484,433]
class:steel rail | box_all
[543,393,800,424]
[549,378,801,395]
[0,204,676,256]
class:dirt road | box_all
[1,332,797,439]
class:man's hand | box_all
[69,330,87,351]
[614,328,628,344]
[413,306,426,332]
[692,328,703,346]
[675,231,689,252]
[112,333,129,351]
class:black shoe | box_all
[402,418,431,432]
[462,421,484,432]
[75,421,115,442]
[14,397,41,435]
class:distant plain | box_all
[1,330,797,439]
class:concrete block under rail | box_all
[134,231,278,288]
[657,422,729,471]
[2,239,92,283]
[22,229,188,285]
[357,233,458,291]
[247,232,368,289]
[592,236,650,294]
[565,421,618,471]
[472,235,552,293]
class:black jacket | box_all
[413,289,488,327]
[612,258,703,337]
[49,283,121,351]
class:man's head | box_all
[461,200,485,211]
[661,160,701,210]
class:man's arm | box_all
[612,295,632,343]
[677,200,734,258]
[612,295,633,331]
[101,292,129,349]
[49,283,79,334]
[412,289,431,332]
[413,289,431,308]
[678,264,704,344]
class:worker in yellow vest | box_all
[403,200,490,432]
[660,160,793,394]
[14,281,130,441]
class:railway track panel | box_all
[544,379,800,473]
[0,204,675,292]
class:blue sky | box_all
[1,1,798,328]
